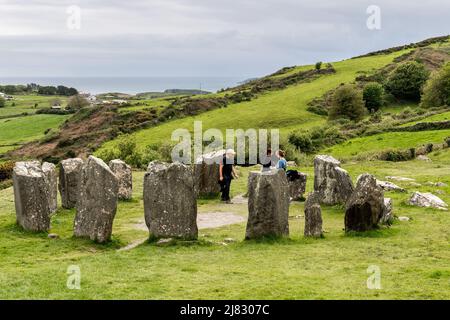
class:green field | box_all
[0,114,69,153]
[0,95,68,118]
[324,130,450,160]
[0,148,448,299]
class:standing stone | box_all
[304,192,323,237]
[144,161,198,240]
[109,159,133,200]
[59,158,84,209]
[345,174,384,232]
[288,172,307,201]
[379,198,394,225]
[194,150,224,196]
[42,162,57,214]
[314,155,354,205]
[246,170,290,239]
[13,161,52,232]
[74,156,119,243]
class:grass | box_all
[0,114,69,154]
[0,95,68,118]
[97,50,411,153]
[0,148,449,299]
[324,129,450,160]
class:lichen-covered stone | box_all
[288,172,307,201]
[59,158,84,209]
[109,159,133,200]
[409,191,448,210]
[379,198,394,225]
[246,170,290,239]
[345,174,384,232]
[42,162,57,214]
[74,156,119,243]
[144,161,198,240]
[194,150,224,196]
[304,192,323,237]
[13,161,52,232]
[314,155,354,205]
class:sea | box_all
[0,76,245,95]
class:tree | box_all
[67,95,90,110]
[0,96,5,108]
[421,62,450,108]
[386,61,429,101]
[315,62,323,70]
[363,82,384,112]
[329,84,366,121]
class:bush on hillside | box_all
[363,82,384,112]
[385,61,429,101]
[0,161,15,181]
[315,62,323,70]
[421,62,450,108]
[67,95,90,110]
[329,85,366,121]
[288,126,347,153]
[0,96,5,108]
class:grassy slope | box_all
[325,129,450,160]
[0,148,448,299]
[98,50,410,153]
[0,114,69,153]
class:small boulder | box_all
[314,155,354,205]
[13,161,53,232]
[409,192,448,210]
[398,216,410,221]
[385,176,415,182]
[144,161,198,240]
[156,238,176,246]
[109,159,133,200]
[74,156,119,243]
[59,158,84,209]
[48,233,59,239]
[304,192,323,238]
[376,180,406,193]
[345,174,384,232]
[245,170,290,239]
[417,155,432,162]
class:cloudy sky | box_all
[0,0,449,78]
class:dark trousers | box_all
[221,177,232,201]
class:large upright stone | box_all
[74,156,119,243]
[288,172,307,201]
[246,170,290,239]
[42,162,57,214]
[314,155,354,205]
[345,174,384,232]
[144,161,198,240]
[13,161,52,232]
[304,192,323,237]
[59,158,84,209]
[109,159,133,200]
[194,150,224,196]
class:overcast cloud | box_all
[0,0,449,77]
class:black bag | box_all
[286,169,300,182]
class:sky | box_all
[0,0,449,78]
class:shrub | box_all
[288,132,314,153]
[67,95,90,110]
[0,97,5,108]
[329,85,366,121]
[385,61,429,101]
[363,82,384,111]
[421,62,450,108]
[0,161,15,181]
[315,62,323,70]
[306,105,328,116]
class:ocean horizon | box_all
[0,76,246,95]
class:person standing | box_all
[219,149,238,203]
[276,150,287,171]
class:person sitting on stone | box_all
[219,149,238,203]
[276,150,287,171]
[261,148,275,172]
